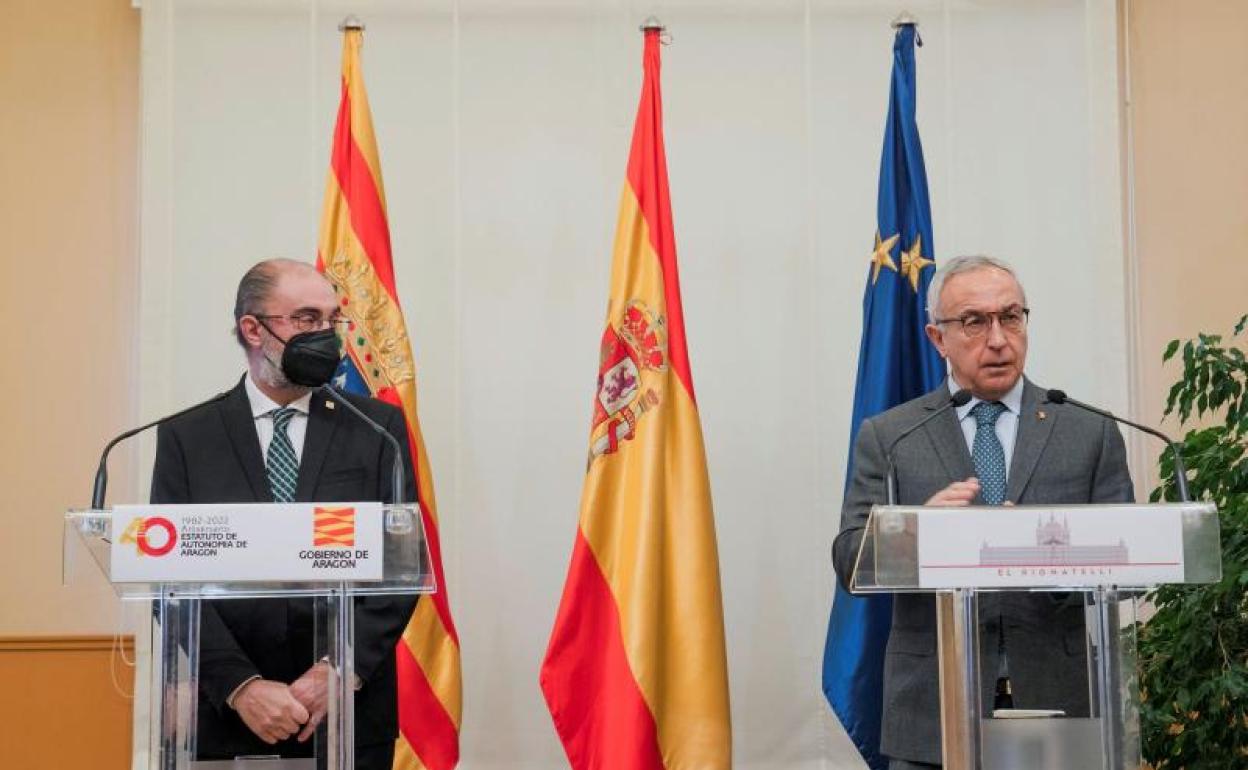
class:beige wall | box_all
[1126,0,1248,488]
[0,0,139,635]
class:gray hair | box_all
[925,255,1026,322]
[233,258,307,347]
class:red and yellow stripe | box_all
[316,28,461,770]
[539,30,732,770]
[313,506,356,548]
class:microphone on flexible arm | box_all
[884,389,973,505]
[316,384,411,508]
[90,391,232,509]
[831,388,971,588]
[1044,389,1190,503]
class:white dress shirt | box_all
[949,375,1025,476]
[244,374,312,461]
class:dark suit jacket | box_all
[151,376,418,760]
[832,379,1133,765]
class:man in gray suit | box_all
[831,255,1133,769]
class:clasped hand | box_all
[233,662,330,744]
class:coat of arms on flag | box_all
[590,300,666,460]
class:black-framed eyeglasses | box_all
[254,313,351,334]
[933,306,1030,338]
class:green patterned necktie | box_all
[266,407,299,503]
[971,400,1008,505]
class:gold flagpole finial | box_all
[339,15,365,32]
[891,10,918,28]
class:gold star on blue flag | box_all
[900,234,935,292]
[870,231,900,284]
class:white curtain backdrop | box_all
[135,1,1126,767]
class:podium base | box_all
[983,717,1102,769]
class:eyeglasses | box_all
[254,313,351,334]
[933,306,1030,338]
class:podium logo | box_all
[119,516,178,557]
[313,506,356,548]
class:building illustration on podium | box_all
[979,514,1129,567]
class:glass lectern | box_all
[849,502,1221,770]
[65,503,434,770]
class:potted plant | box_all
[1138,315,1248,768]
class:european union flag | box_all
[821,23,945,769]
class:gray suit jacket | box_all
[831,379,1133,765]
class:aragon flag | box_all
[539,26,732,770]
[316,25,461,770]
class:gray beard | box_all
[257,343,308,395]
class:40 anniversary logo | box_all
[119,516,178,556]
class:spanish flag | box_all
[316,25,461,770]
[539,27,732,770]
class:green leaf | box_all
[1164,339,1181,362]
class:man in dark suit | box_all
[832,255,1133,769]
[151,258,417,768]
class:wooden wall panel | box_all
[0,637,135,769]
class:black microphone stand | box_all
[884,389,973,504]
[317,384,411,508]
[90,391,231,509]
[1046,390,1191,502]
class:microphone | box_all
[317,384,411,507]
[90,391,231,509]
[884,389,972,505]
[1044,389,1190,503]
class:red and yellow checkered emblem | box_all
[313,506,356,548]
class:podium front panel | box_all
[148,586,364,768]
[65,505,435,598]
[850,502,1220,593]
[937,589,1143,769]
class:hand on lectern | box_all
[233,679,310,744]
[924,477,980,506]
[290,661,330,742]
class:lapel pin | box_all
[325,400,336,410]
[1036,409,1047,421]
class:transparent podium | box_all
[849,502,1221,770]
[64,503,434,770]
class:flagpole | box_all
[882,16,965,766]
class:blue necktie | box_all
[266,407,299,503]
[971,401,1008,505]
